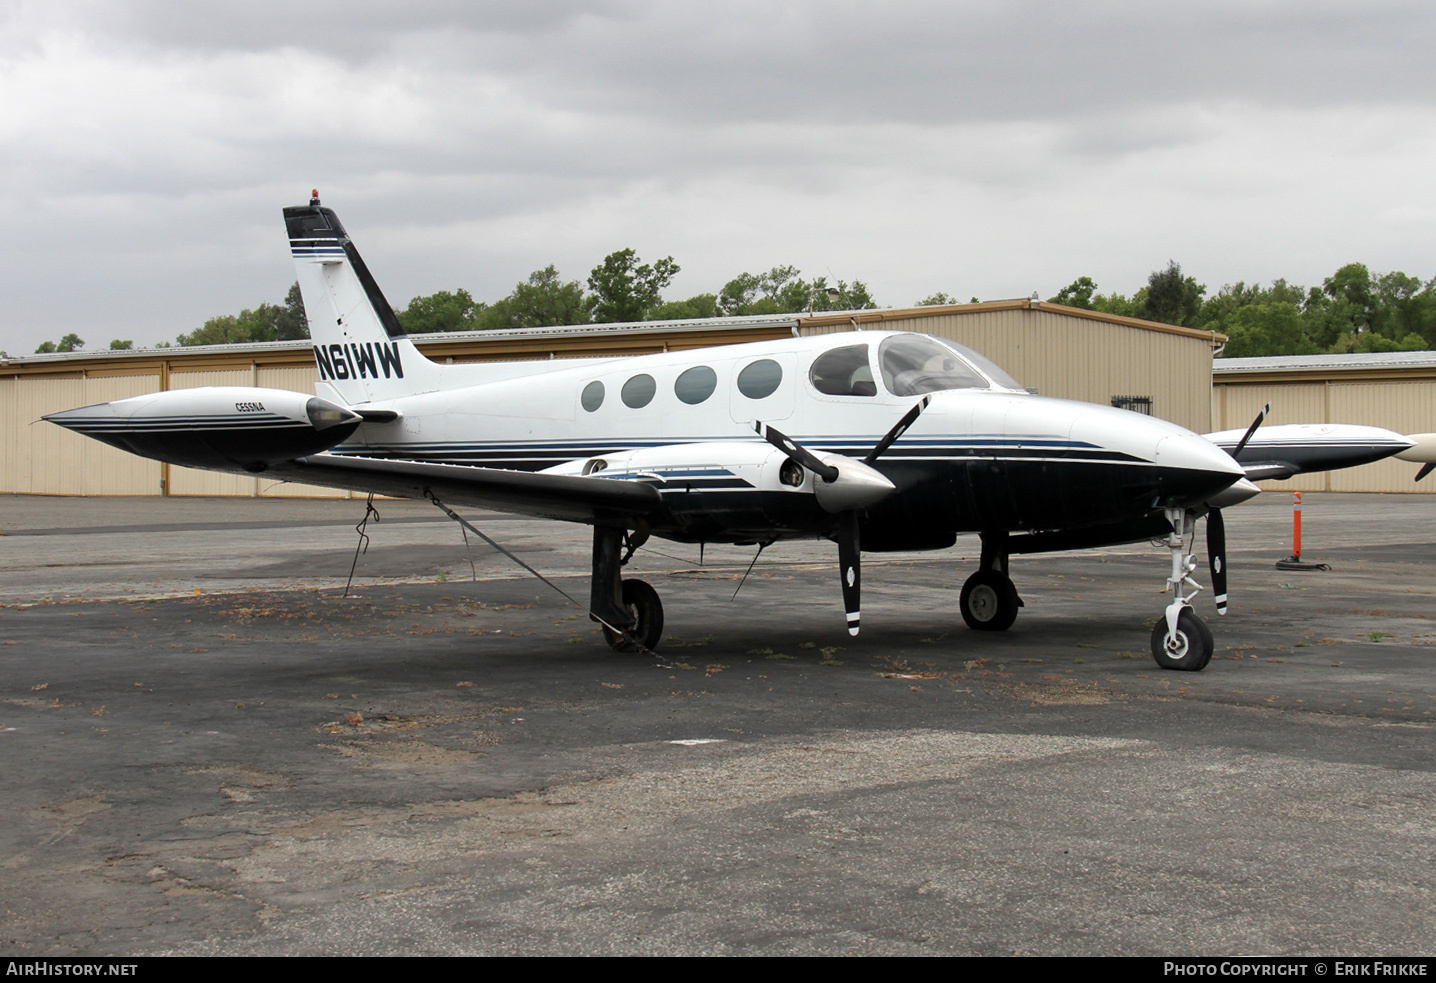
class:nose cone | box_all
[1153,430,1246,506]
[1059,399,1244,505]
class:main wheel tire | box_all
[960,569,1020,632]
[602,579,664,653]
[1149,609,1214,671]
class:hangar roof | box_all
[1215,351,1436,374]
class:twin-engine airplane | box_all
[46,194,1434,671]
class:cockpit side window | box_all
[879,335,989,395]
[940,339,1024,391]
[809,344,875,397]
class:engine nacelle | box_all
[45,387,361,473]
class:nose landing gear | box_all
[1151,507,1214,671]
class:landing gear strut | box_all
[960,532,1023,632]
[1150,507,1214,671]
[591,524,664,653]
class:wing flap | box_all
[268,454,661,525]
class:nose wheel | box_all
[1150,608,1213,671]
[1149,506,1216,671]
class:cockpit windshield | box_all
[877,334,1023,395]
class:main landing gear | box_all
[959,532,1023,632]
[1150,507,1214,672]
[591,525,664,653]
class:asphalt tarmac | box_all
[1,491,1434,956]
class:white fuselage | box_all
[325,331,1245,543]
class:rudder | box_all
[285,192,440,404]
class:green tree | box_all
[807,277,876,312]
[588,249,680,323]
[176,283,310,346]
[719,266,803,315]
[35,333,85,354]
[1140,261,1205,327]
[177,314,250,346]
[1329,329,1428,354]
[651,294,720,321]
[395,289,484,334]
[1220,303,1320,358]
[718,266,877,316]
[1370,270,1436,347]
[479,266,592,330]
[915,292,961,306]
[274,282,309,341]
[1090,290,1141,319]
[109,339,133,350]
[1049,277,1097,309]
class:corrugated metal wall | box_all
[0,364,348,499]
[1,373,162,495]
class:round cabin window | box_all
[736,359,783,400]
[674,366,718,405]
[581,380,604,412]
[621,374,657,408]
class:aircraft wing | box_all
[267,454,663,525]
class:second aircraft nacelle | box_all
[44,387,362,473]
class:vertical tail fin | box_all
[285,192,440,404]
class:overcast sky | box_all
[2,0,1434,353]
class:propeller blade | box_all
[836,510,861,635]
[753,421,838,482]
[1229,402,1271,459]
[1417,462,1435,482]
[1207,507,1228,615]
[864,395,932,464]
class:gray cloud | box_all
[2,1,1435,352]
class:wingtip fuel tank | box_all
[45,387,360,473]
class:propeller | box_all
[1230,402,1271,458]
[1207,402,1269,616]
[755,396,931,635]
[1207,507,1228,615]
[1394,433,1436,482]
